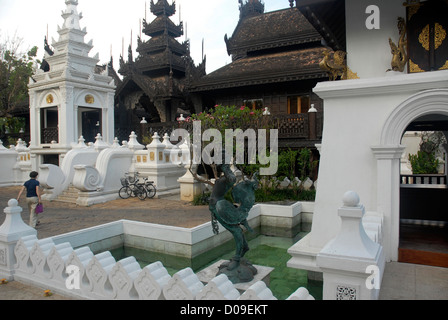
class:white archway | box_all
[373,89,448,261]
[381,89,448,146]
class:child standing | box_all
[17,171,42,228]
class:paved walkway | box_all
[1,186,447,300]
[379,261,448,300]
[0,186,211,240]
[0,186,210,300]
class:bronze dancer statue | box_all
[209,161,259,283]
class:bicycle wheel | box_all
[135,185,147,201]
[119,186,131,199]
[145,184,157,199]
[129,184,138,197]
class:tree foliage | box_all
[408,151,439,174]
[0,33,39,117]
[185,105,271,182]
[408,131,446,174]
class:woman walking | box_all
[17,171,42,228]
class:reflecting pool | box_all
[111,230,322,300]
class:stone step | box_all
[57,192,78,198]
[59,190,78,197]
[55,197,78,204]
[59,192,78,198]
[54,186,79,204]
[57,194,78,200]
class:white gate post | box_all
[0,199,37,281]
[317,191,385,300]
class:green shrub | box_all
[192,185,316,206]
[408,151,439,174]
[192,192,211,206]
[255,187,316,203]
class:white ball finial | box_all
[9,199,18,207]
[343,191,360,207]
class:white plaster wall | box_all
[346,0,406,78]
[305,71,448,258]
[310,81,410,249]
[0,149,19,186]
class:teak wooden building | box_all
[188,0,345,149]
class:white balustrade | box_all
[163,267,204,300]
[85,251,116,299]
[287,287,315,300]
[65,246,94,294]
[3,199,315,301]
[29,238,55,279]
[14,235,38,275]
[10,234,315,300]
[47,242,73,283]
[109,256,141,300]
[239,281,277,300]
[134,261,171,300]
[196,274,240,300]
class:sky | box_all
[0,0,289,74]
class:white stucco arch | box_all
[38,89,61,107]
[380,89,448,146]
[74,90,105,109]
[374,88,448,262]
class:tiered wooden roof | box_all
[117,0,205,99]
[294,0,346,52]
[190,2,328,92]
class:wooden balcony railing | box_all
[274,114,309,139]
[130,112,323,144]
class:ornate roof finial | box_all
[61,0,83,30]
[150,0,176,17]
[239,0,265,19]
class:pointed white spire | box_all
[61,0,83,31]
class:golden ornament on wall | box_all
[319,50,347,81]
[440,60,448,70]
[419,24,430,51]
[46,94,54,104]
[434,23,446,50]
[409,59,424,72]
[419,23,447,51]
[388,17,408,72]
[346,67,360,80]
[85,94,95,104]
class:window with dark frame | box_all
[243,99,264,111]
[288,96,310,114]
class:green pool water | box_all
[111,232,322,300]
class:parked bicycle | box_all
[142,178,157,199]
[119,172,147,200]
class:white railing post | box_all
[317,191,385,300]
[0,199,37,281]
